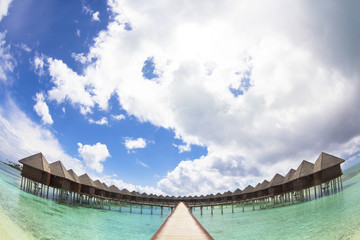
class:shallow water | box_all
[1,162,360,240]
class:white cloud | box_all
[92,11,100,21]
[112,114,125,120]
[71,52,87,64]
[88,117,108,125]
[173,143,191,153]
[76,29,80,37]
[0,98,85,174]
[136,159,149,168]
[77,142,110,173]
[41,0,360,195]
[0,0,12,21]
[33,92,54,125]
[0,32,15,84]
[124,137,147,151]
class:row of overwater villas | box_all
[18,152,344,211]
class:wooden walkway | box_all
[151,202,214,240]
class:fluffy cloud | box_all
[112,114,125,120]
[0,32,15,84]
[0,0,12,21]
[124,137,147,151]
[88,117,108,125]
[0,98,85,174]
[92,11,100,21]
[33,92,54,125]
[42,0,360,195]
[173,143,191,153]
[136,159,149,168]
[78,142,110,173]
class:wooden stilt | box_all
[211,205,213,215]
[221,205,223,214]
[130,204,132,213]
[20,176,23,189]
[200,206,203,215]
[161,206,163,215]
[232,203,234,213]
[242,202,245,212]
[151,205,153,215]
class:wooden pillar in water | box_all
[130,204,132,213]
[200,206,203,215]
[242,202,245,212]
[221,205,223,214]
[20,176,23,189]
[232,203,234,213]
[340,176,343,190]
[211,205,214,215]
[140,205,143,214]
[314,185,317,199]
[109,200,111,210]
[161,206,163,215]
[151,205,153,215]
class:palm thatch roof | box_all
[254,183,262,191]
[68,169,81,183]
[232,188,242,195]
[94,180,106,190]
[223,191,232,197]
[313,152,345,173]
[101,183,110,191]
[242,185,254,194]
[283,169,296,183]
[79,173,96,187]
[206,194,215,199]
[18,152,50,173]
[120,188,132,196]
[131,191,141,197]
[49,161,75,181]
[269,174,285,187]
[109,185,121,194]
[259,180,270,191]
[289,160,314,181]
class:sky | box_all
[1,0,360,196]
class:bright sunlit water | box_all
[1,162,360,239]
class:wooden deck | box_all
[151,202,214,240]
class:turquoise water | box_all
[1,162,360,239]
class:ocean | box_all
[1,162,360,239]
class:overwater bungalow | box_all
[313,152,344,186]
[68,169,81,193]
[49,161,75,192]
[253,183,262,198]
[232,189,242,201]
[19,152,51,187]
[257,180,270,198]
[78,173,96,195]
[268,174,285,196]
[109,185,122,199]
[289,160,314,191]
[282,169,296,193]
[94,180,106,197]
[241,185,254,200]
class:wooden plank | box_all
[151,202,214,240]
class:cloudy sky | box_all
[0,0,359,196]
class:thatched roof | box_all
[223,191,232,197]
[289,160,314,181]
[259,180,270,191]
[242,185,254,194]
[102,183,110,191]
[94,180,106,190]
[49,161,75,182]
[79,174,96,187]
[206,194,215,199]
[120,188,132,196]
[254,183,262,191]
[313,152,345,173]
[215,192,222,197]
[18,152,50,173]
[283,169,296,183]
[232,188,242,195]
[131,191,141,197]
[68,169,81,183]
[269,174,285,187]
[109,185,121,194]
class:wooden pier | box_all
[151,202,214,240]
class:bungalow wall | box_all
[314,165,342,185]
[49,175,71,191]
[293,175,314,191]
[21,165,50,185]
[81,185,95,195]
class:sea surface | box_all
[1,162,360,240]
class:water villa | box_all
[18,152,345,215]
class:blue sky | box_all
[1,0,360,195]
